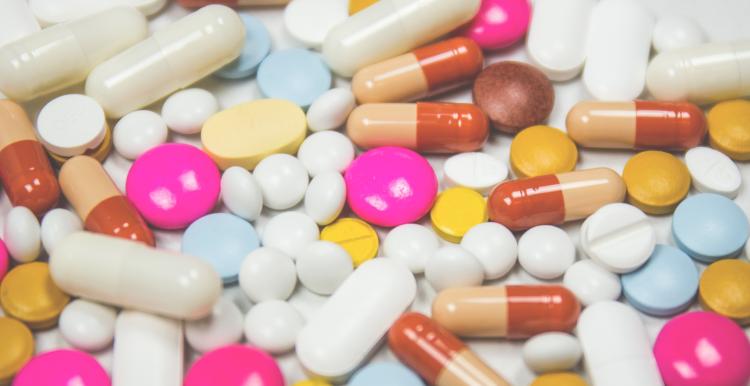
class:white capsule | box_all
[425,245,484,292]
[29,0,167,26]
[221,167,264,221]
[185,297,244,353]
[261,212,319,260]
[296,240,353,295]
[244,300,304,355]
[239,247,297,302]
[304,172,346,226]
[3,206,41,263]
[254,154,309,210]
[383,223,440,274]
[0,0,40,47]
[40,208,83,255]
[297,131,355,177]
[523,332,582,374]
[306,88,356,132]
[161,88,219,135]
[59,299,117,352]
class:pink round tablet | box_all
[13,349,110,386]
[184,345,284,386]
[126,143,220,230]
[345,146,437,227]
[0,239,7,283]
[460,0,531,50]
[654,311,750,386]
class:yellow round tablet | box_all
[292,380,332,386]
[622,150,690,215]
[430,187,487,243]
[510,125,578,178]
[699,259,750,325]
[0,262,70,330]
[349,0,379,14]
[49,123,113,166]
[201,99,306,170]
[0,317,34,384]
[531,372,588,386]
[320,218,379,267]
[707,99,750,160]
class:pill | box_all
[352,37,483,104]
[239,247,297,303]
[59,299,117,352]
[284,0,348,49]
[307,88,356,132]
[432,285,580,338]
[563,260,621,306]
[179,0,290,7]
[685,147,742,198]
[320,218,378,267]
[0,100,60,216]
[0,7,147,102]
[526,0,594,81]
[510,125,578,177]
[518,225,575,280]
[487,168,626,231]
[50,232,221,320]
[566,100,706,150]
[220,167,264,222]
[389,312,511,386]
[473,61,555,133]
[113,110,168,160]
[0,262,70,329]
[383,223,439,274]
[652,16,705,53]
[215,14,271,79]
[3,206,41,263]
[461,222,517,280]
[349,362,424,386]
[530,373,588,386]
[349,0,378,14]
[255,154,309,210]
[0,241,7,283]
[294,381,332,386]
[707,99,750,160]
[347,102,489,153]
[699,259,750,324]
[522,332,582,373]
[13,349,109,386]
[243,300,304,354]
[202,99,306,170]
[304,172,346,226]
[647,40,750,104]
[184,345,284,386]
[185,297,244,353]
[86,5,245,118]
[322,0,480,77]
[0,316,33,384]
[0,0,39,47]
[425,245,485,292]
[40,209,82,256]
[60,155,154,246]
[443,152,508,195]
[37,95,112,164]
[297,259,416,379]
[161,88,219,135]
[622,150,690,214]
[29,0,166,26]
[262,211,319,260]
[430,187,487,242]
[257,49,331,109]
[297,131,355,177]
[296,241,353,295]
[461,0,531,51]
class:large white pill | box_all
[297,131,355,177]
[304,172,346,226]
[685,146,742,199]
[443,152,508,195]
[113,110,168,160]
[40,208,83,255]
[425,245,484,292]
[244,300,304,355]
[307,88,356,132]
[522,332,582,373]
[221,167,264,222]
[37,94,107,158]
[563,260,621,306]
[4,206,41,263]
[461,222,517,280]
[29,0,167,26]
[161,88,219,135]
[254,154,309,210]
[383,223,439,274]
[239,247,297,302]
[519,225,575,280]
[296,240,353,295]
[185,297,244,353]
[284,0,348,49]
[652,16,705,53]
[0,0,40,47]
[59,299,117,352]
[261,212,319,259]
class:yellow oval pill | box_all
[510,125,578,177]
[531,372,588,386]
[0,262,70,330]
[320,218,379,267]
[430,187,487,242]
[349,0,379,14]
[0,316,33,384]
[707,99,750,160]
[622,150,690,215]
[201,99,306,170]
[699,259,750,325]
[292,380,332,386]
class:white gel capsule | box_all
[0,0,40,47]
[50,232,222,320]
[29,0,167,26]
[296,258,417,380]
[86,5,245,118]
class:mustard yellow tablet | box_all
[699,259,750,325]
[0,262,70,330]
[707,99,750,161]
[622,151,690,215]
[510,125,578,178]
[0,317,33,384]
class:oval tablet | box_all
[443,152,508,195]
[215,14,271,79]
[40,209,82,255]
[522,332,582,373]
[220,166,264,221]
[685,147,742,198]
[161,88,219,135]
[304,172,346,226]
[59,299,117,352]
[307,88,356,132]
[4,206,41,263]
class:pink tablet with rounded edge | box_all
[653,311,750,386]
[0,239,7,283]
[13,349,110,386]
[345,146,437,227]
[126,143,220,230]
[184,344,284,386]
[460,0,531,50]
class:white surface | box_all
[260,211,319,259]
[425,245,485,292]
[518,225,575,280]
[306,87,355,132]
[244,300,304,355]
[254,154,309,210]
[685,146,742,198]
[113,110,168,160]
[28,0,167,26]
[296,240,353,295]
[460,222,518,280]
[39,208,82,255]
[59,299,117,352]
[0,0,39,47]
[522,332,582,374]
[238,247,297,303]
[382,223,439,274]
[3,206,40,263]
[220,167,264,222]
[304,172,346,226]
[563,260,622,307]
[36,94,106,157]
[297,131,354,176]
[652,15,706,53]
[443,152,509,195]
[161,88,219,135]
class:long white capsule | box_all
[28,0,167,26]
[0,0,40,47]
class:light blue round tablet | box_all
[182,213,259,284]
[672,193,749,263]
[349,362,424,386]
[215,14,271,79]
[621,244,698,316]
[257,48,331,109]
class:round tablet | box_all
[215,14,271,79]
[621,244,698,316]
[13,349,109,386]
[510,125,578,178]
[0,240,7,283]
[443,152,508,195]
[261,211,319,260]
[161,88,219,135]
[685,147,742,198]
[0,316,33,384]
[320,217,378,267]
[184,345,285,386]
[297,131,355,177]
[425,245,485,292]
[293,380,332,386]
[430,187,488,243]
[349,362,425,386]
[257,49,332,109]
[306,88,356,132]
[563,260,621,306]
[345,147,438,227]
[672,193,749,262]
[243,300,304,355]
[112,110,168,160]
[37,94,107,158]
[472,61,554,133]
[58,299,116,352]
[254,154,309,210]
[183,213,260,284]
[707,99,750,161]
[0,262,69,329]
[296,240,353,295]
[383,223,440,274]
[622,150,691,214]
[530,373,588,386]
[460,222,517,280]
[126,143,220,229]
[3,206,41,263]
[221,166,263,222]
[185,297,244,353]
[654,311,750,386]
[518,225,575,279]
[304,172,346,226]
[239,247,297,303]
[699,259,750,323]
[652,15,706,53]
[522,332,582,373]
[460,0,531,50]
[284,0,348,49]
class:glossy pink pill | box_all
[13,349,110,386]
[126,143,220,230]
[0,239,7,283]
[654,311,750,386]
[461,0,531,50]
[184,345,284,386]
[345,146,438,227]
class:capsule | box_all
[432,286,581,338]
[59,156,154,246]
[0,7,147,102]
[114,311,183,386]
[347,102,489,153]
[177,0,289,7]
[351,37,484,103]
[488,168,625,231]
[389,312,511,386]
[0,100,60,216]
[85,5,245,118]
[567,101,706,150]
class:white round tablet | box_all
[37,94,107,157]
[685,146,742,199]
[40,208,83,255]
[518,225,575,280]
[113,110,168,160]
[306,88,356,132]
[261,211,319,259]
[304,172,346,226]
[185,297,244,353]
[443,152,509,195]
[425,245,484,292]
[652,16,705,53]
[244,300,304,355]
[297,131,355,177]
[59,299,117,352]
[460,222,517,280]
[522,332,582,374]
[284,0,348,49]
[161,88,219,135]
[239,247,297,302]
[383,223,440,274]
[221,167,264,221]
[254,154,309,210]
[296,240,353,295]
[3,206,41,263]
[563,259,622,306]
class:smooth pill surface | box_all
[443,152,508,195]
[258,49,331,109]
[699,259,750,323]
[348,362,425,386]
[707,99,750,160]
[239,247,297,302]
[296,241,353,295]
[523,332,582,373]
[304,172,346,226]
[0,262,69,329]
[348,0,377,14]
[29,0,166,25]
[306,88,356,132]
[0,241,6,282]
[563,260,622,306]
[531,373,588,386]
[425,245,485,291]
[622,150,690,214]
[216,14,271,79]
[510,125,577,178]
[253,154,309,210]
[37,94,108,159]
[0,316,33,384]
[518,225,575,279]
[113,110,168,160]
[161,88,219,135]
[4,206,41,263]
[293,380,332,386]
[430,187,487,242]
[184,345,284,386]
[244,300,304,354]
[460,222,517,280]
[13,349,109,386]
[185,297,244,353]
[220,167,263,221]
[261,212,319,260]
[383,223,439,274]
[284,0,347,49]
[685,147,742,198]
[297,131,355,177]
[59,299,116,352]
[320,217,378,267]
[652,16,705,53]
[0,0,39,46]
[461,0,531,50]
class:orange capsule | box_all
[347,102,489,153]
[432,285,581,338]
[389,312,511,386]
[352,37,484,103]
[0,100,60,216]
[567,100,706,150]
[488,168,625,231]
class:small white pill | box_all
[40,208,83,255]
[239,247,297,303]
[221,166,264,221]
[304,172,346,226]
[244,300,304,355]
[383,223,440,274]
[685,146,742,199]
[306,88,356,132]
[563,259,622,306]
[652,15,705,53]
[113,110,168,160]
[3,206,41,263]
[185,297,244,353]
[261,211,319,260]
[460,222,518,280]
[425,245,484,292]
[284,0,348,49]
[443,152,508,195]
[522,332,583,373]
[254,154,309,210]
[518,225,575,280]
[59,299,117,352]
[297,131,355,177]
[37,94,107,157]
[161,88,219,135]
[296,240,353,295]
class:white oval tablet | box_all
[652,16,705,53]
[284,0,348,49]
[685,146,742,199]
[425,245,484,292]
[296,240,353,295]
[523,332,582,374]
[307,88,356,132]
[244,300,304,355]
[4,206,41,263]
[29,0,166,26]
[518,225,575,280]
[161,88,219,135]
[304,172,346,226]
[185,297,244,353]
[460,222,517,280]
[40,208,83,255]
[261,211,319,260]
[221,166,264,221]
[443,152,508,195]
[37,94,107,157]
[563,259,622,306]
[383,223,440,274]
[254,154,309,210]
[239,247,297,303]
[59,299,117,352]
[113,110,168,160]
[297,131,355,176]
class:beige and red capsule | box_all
[389,312,511,386]
[347,102,489,153]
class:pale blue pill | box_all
[182,213,259,284]
[672,193,749,263]
[621,244,698,316]
[349,362,424,386]
[215,14,271,79]
[257,48,331,109]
